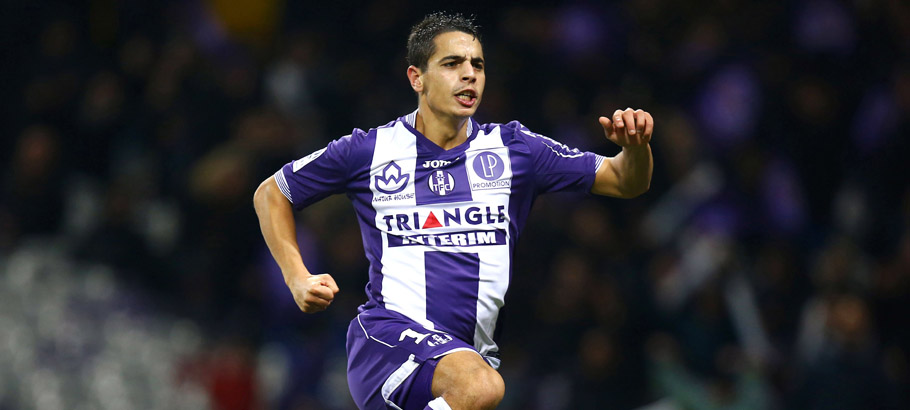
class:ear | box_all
[407,65,423,93]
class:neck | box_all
[415,105,469,150]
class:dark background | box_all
[1,0,908,409]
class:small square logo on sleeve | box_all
[292,147,327,172]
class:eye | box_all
[443,62,457,67]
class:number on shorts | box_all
[399,328,430,344]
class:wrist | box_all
[621,144,650,154]
[283,268,311,285]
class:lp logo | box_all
[472,152,504,181]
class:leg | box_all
[430,351,504,410]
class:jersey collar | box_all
[401,109,478,155]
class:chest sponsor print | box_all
[467,149,512,191]
[374,161,410,195]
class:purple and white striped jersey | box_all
[274,110,605,366]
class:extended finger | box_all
[598,116,612,129]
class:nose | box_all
[461,63,476,83]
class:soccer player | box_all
[254,12,653,410]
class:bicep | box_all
[254,176,294,220]
[518,128,600,194]
[591,156,624,197]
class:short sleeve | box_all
[274,134,354,210]
[513,122,605,194]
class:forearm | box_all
[253,177,311,284]
[609,144,652,197]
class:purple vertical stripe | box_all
[347,128,384,310]
[425,252,479,343]
[414,151,473,206]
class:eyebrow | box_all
[439,55,485,65]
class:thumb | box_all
[599,116,617,142]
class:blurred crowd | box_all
[1,0,909,409]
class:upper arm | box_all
[253,175,291,212]
[514,122,601,194]
[591,156,624,198]
[254,174,283,204]
[276,133,360,210]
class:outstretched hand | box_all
[599,108,653,148]
[287,273,340,313]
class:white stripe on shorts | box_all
[381,354,420,407]
[427,396,453,410]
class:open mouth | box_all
[454,90,477,107]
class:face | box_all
[411,31,485,120]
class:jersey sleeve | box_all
[512,122,606,194]
[273,134,355,210]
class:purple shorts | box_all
[346,308,479,410]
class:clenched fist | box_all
[287,273,340,313]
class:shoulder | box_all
[493,120,586,159]
[475,120,529,138]
[351,117,406,142]
[339,117,404,149]
[477,120,566,153]
[337,124,381,170]
[474,120,537,151]
[339,118,404,166]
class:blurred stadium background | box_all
[1,0,908,409]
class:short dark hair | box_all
[407,12,481,72]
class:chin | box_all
[454,105,479,118]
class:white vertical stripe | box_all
[371,122,433,329]
[465,125,511,362]
[381,354,420,405]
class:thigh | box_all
[346,309,478,410]
[431,350,495,397]
[431,351,505,410]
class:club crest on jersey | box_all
[428,170,456,196]
[375,161,410,194]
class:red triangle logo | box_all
[422,212,443,229]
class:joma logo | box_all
[422,159,452,169]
